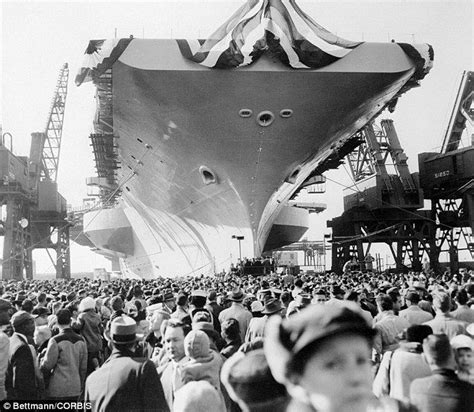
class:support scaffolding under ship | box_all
[74,0,433,278]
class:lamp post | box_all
[232,235,244,261]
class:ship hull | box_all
[82,39,425,278]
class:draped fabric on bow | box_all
[176,0,362,69]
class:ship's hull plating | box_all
[83,39,424,278]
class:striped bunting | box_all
[176,0,362,69]
[75,38,133,86]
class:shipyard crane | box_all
[418,71,474,274]
[29,63,69,186]
[1,64,71,280]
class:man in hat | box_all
[161,290,176,315]
[399,291,433,326]
[219,289,252,342]
[0,299,11,400]
[245,298,282,342]
[85,314,169,412]
[5,310,38,399]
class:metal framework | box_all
[329,120,428,273]
[1,63,71,280]
[0,182,33,280]
[41,63,69,182]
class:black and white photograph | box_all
[1,0,473,411]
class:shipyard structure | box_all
[70,0,434,278]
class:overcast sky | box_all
[1,0,472,273]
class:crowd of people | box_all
[0,266,473,412]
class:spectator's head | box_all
[32,307,50,327]
[110,296,124,312]
[79,296,96,313]
[184,329,212,361]
[11,310,35,337]
[432,292,451,314]
[0,299,12,326]
[207,290,217,302]
[56,309,72,327]
[405,291,420,306]
[21,299,34,313]
[406,324,433,344]
[173,381,224,412]
[264,303,375,412]
[454,288,468,306]
[423,334,455,370]
[37,292,47,305]
[177,293,188,307]
[228,289,245,303]
[162,290,176,311]
[280,291,291,306]
[330,285,344,299]
[105,314,139,351]
[163,319,191,362]
[250,300,264,315]
[312,289,327,305]
[221,349,290,412]
[375,294,393,312]
[221,318,241,343]
[450,334,473,373]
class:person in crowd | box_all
[326,284,345,305]
[161,290,177,316]
[173,380,224,412]
[109,296,125,321]
[410,334,474,412]
[373,294,410,358]
[264,301,413,412]
[180,329,224,405]
[250,300,264,318]
[373,324,433,401]
[219,289,252,342]
[221,349,291,412]
[451,288,474,324]
[311,288,328,305]
[158,319,191,411]
[5,311,39,399]
[450,334,474,384]
[206,290,223,333]
[423,292,466,339]
[399,291,433,325]
[245,298,282,342]
[344,290,373,325]
[291,278,304,299]
[0,299,11,400]
[172,292,190,322]
[85,314,168,412]
[220,318,242,359]
[73,296,103,375]
[40,309,87,401]
[280,291,292,317]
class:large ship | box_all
[74,0,433,278]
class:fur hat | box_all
[79,296,96,312]
[184,329,212,361]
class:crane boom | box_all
[41,63,69,182]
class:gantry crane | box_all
[418,71,474,274]
[1,64,70,280]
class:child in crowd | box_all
[451,334,474,384]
